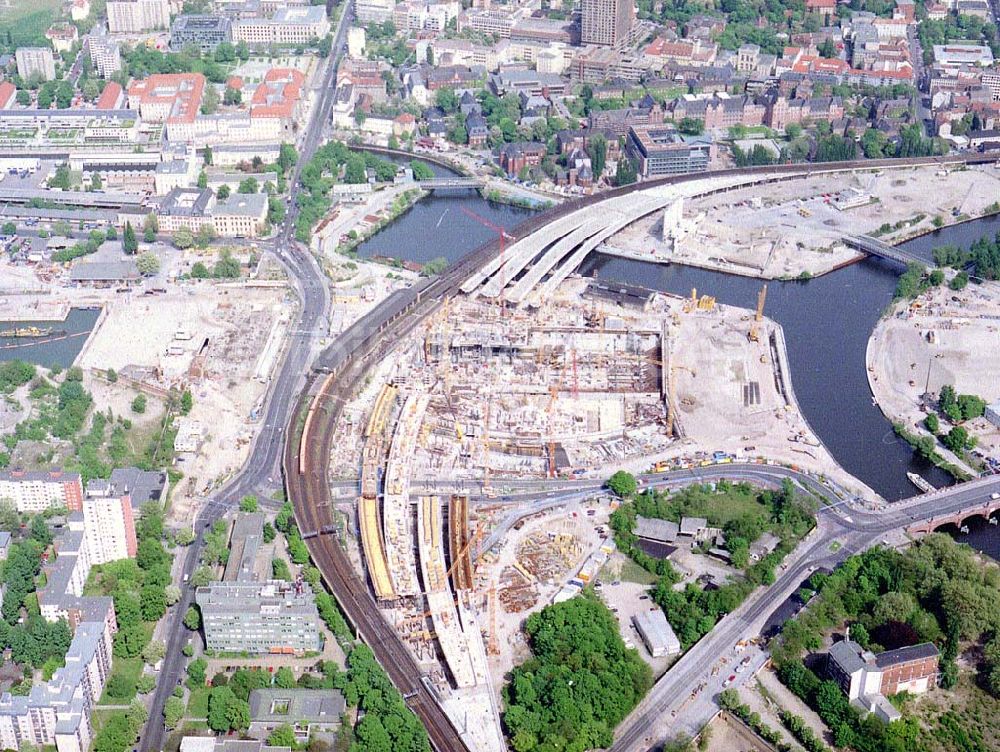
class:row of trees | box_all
[502,593,652,752]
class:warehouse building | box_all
[632,608,681,658]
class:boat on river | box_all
[0,326,62,338]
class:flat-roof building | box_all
[233,6,331,46]
[223,513,266,582]
[107,0,170,32]
[16,47,56,82]
[195,581,323,654]
[633,608,681,657]
[625,125,714,177]
[0,470,84,513]
[247,689,346,742]
[171,15,234,51]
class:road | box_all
[138,4,352,748]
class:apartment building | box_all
[580,0,634,49]
[0,470,83,513]
[195,580,323,654]
[88,37,123,78]
[82,480,138,563]
[233,6,331,46]
[355,0,394,23]
[46,23,80,54]
[0,509,122,752]
[16,47,56,82]
[107,0,170,32]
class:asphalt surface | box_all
[138,5,351,748]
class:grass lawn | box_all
[907,673,1000,751]
[617,557,658,586]
[186,687,211,718]
[99,656,144,705]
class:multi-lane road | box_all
[139,5,352,748]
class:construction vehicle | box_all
[748,284,768,343]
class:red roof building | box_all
[95,81,124,110]
[249,68,305,121]
[127,73,206,124]
[0,81,16,110]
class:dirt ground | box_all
[611,164,1000,280]
[699,711,776,752]
[868,279,1000,469]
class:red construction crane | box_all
[460,206,516,293]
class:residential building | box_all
[71,0,92,21]
[46,23,80,54]
[88,37,122,79]
[827,639,939,723]
[180,739,291,752]
[457,7,520,39]
[355,0,394,23]
[195,580,323,654]
[0,82,14,110]
[0,531,10,560]
[233,6,331,46]
[171,15,234,51]
[670,93,766,130]
[211,192,269,236]
[581,0,634,48]
[81,480,138,563]
[16,47,56,82]
[466,111,488,147]
[0,470,83,513]
[498,141,547,176]
[106,0,170,32]
[248,689,345,742]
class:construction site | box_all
[325,249,868,746]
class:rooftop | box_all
[248,688,346,723]
[272,6,327,23]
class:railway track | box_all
[282,150,1000,752]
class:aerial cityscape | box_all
[0,0,998,750]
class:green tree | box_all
[187,657,207,687]
[216,184,231,200]
[180,389,193,415]
[239,495,258,513]
[268,724,297,747]
[173,227,194,250]
[949,271,969,291]
[201,84,220,115]
[90,172,103,191]
[1,221,15,235]
[238,177,259,194]
[587,132,608,177]
[123,222,139,254]
[223,86,242,105]
[213,250,240,278]
[274,666,296,688]
[164,696,185,729]
[183,605,201,631]
[207,685,236,731]
[615,157,637,186]
[136,251,160,276]
[924,413,940,433]
[607,470,637,497]
[131,394,147,414]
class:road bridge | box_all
[843,234,928,267]
[417,177,485,189]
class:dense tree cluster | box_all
[0,360,34,394]
[933,231,1000,281]
[92,700,147,752]
[611,480,814,648]
[772,536,1000,751]
[502,593,652,752]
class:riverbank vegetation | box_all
[892,423,972,481]
[609,479,815,649]
[771,535,1000,752]
[932,231,1000,280]
[502,592,651,751]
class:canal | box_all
[0,307,101,370]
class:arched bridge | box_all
[906,496,1000,535]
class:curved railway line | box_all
[283,151,1000,752]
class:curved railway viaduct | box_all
[284,151,1000,752]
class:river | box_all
[0,307,101,370]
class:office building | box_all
[223,513,266,582]
[233,6,331,46]
[88,37,122,78]
[248,689,345,742]
[171,15,234,51]
[625,125,714,177]
[127,72,205,124]
[180,739,291,752]
[195,581,323,654]
[107,0,170,32]
[152,187,268,237]
[580,0,634,48]
[0,470,83,513]
[16,47,56,82]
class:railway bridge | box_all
[842,234,927,267]
[418,177,486,189]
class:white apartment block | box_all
[233,6,331,46]
[16,48,56,82]
[107,0,170,33]
[82,489,137,564]
[355,0,394,23]
[88,37,123,78]
[0,470,84,513]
